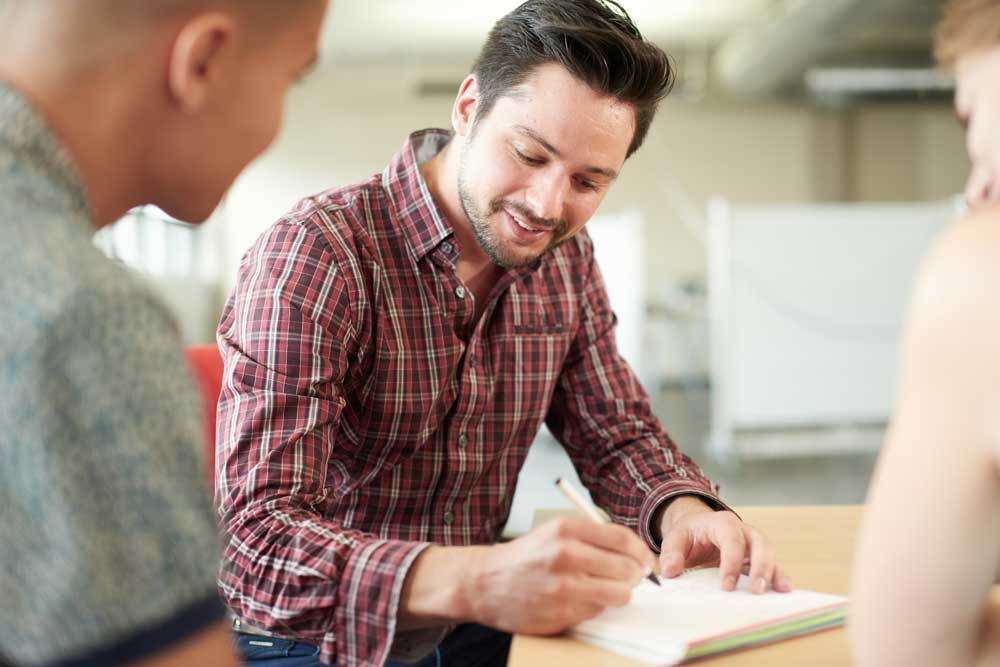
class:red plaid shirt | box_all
[215,130,724,667]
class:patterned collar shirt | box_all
[216,129,728,667]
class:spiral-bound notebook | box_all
[571,567,847,665]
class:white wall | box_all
[216,68,969,300]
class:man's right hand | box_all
[461,517,656,634]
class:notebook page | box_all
[572,567,845,663]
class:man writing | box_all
[217,2,790,666]
[0,2,327,666]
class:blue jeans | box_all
[235,624,511,667]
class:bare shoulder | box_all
[904,203,1000,463]
[910,203,1000,327]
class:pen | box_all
[554,477,661,586]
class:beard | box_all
[457,145,569,269]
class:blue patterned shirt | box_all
[0,83,224,666]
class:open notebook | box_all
[571,567,847,664]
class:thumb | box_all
[659,526,690,578]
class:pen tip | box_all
[554,477,563,486]
[647,572,662,586]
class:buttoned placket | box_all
[427,243,536,540]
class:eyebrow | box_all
[513,125,619,179]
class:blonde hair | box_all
[935,0,1000,66]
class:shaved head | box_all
[0,1,323,70]
[0,0,328,225]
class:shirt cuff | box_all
[334,539,433,667]
[638,482,738,553]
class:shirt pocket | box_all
[511,317,565,336]
[509,302,568,336]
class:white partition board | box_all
[707,199,958,456]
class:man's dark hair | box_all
[471,0,675,159]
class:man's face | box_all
[955,43,1000,208]
[169,1,327,222]
[456,63,634,269]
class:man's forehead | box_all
[486,87,633,168]
[510,123,622,178]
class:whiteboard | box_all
[708,198,958,433]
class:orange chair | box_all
[185,344,223,488]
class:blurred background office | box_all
[97,0,961,534]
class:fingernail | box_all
[753,577,766,594]
[725,575,738,590]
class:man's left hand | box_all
[656,496,793,595]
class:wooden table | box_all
[508,505,861,666]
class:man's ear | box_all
[452,74,480,137]
[166,12,237,113]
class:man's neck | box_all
[0,65,148,228]
[418,140,497,286]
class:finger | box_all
[714,516,748,591]
[551,518,655,573]
[773,564,793,593]
[658,525,692,579]
[574,576,634,609]
[555,540,646,584]
[744,527,775,595]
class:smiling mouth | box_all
[505,207,550,234]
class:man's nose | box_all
[526,171,568,223]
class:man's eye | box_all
[516,150,545,166]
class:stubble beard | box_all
[456,148,569,270]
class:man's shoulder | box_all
[62,259,173,332]
[2,219,172,340]
[275,174,391,249]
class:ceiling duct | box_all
[713,0,945,99]
[804,66,953,105]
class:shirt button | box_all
[468,354,476,368]
[442,511,455,525]
[455,286,466,299]
[458,433,468,448]
[441,241,453,254]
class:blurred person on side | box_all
[851,1,1000,665]
[0,2,327,666]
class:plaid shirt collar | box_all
[382,128,457,262]
[383,128,543,275]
